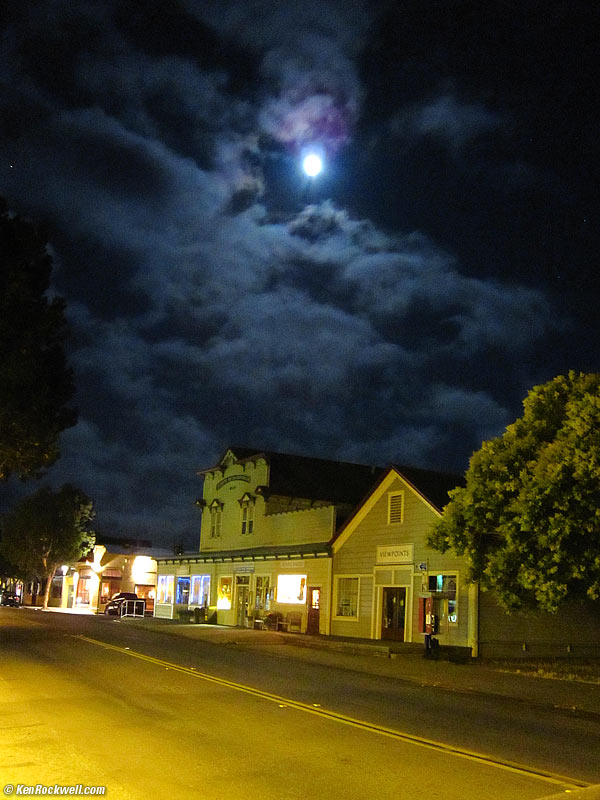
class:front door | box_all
[236,585,249,626]
[306,587,321,635]
[381,587,406,641]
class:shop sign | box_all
[216,474,250,490]
[376,544,414,564]
[233,565,255,573]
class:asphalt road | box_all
[1,608,598,799]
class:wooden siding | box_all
[333,474,472,646]
[478,591,600,659]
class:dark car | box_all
[0,593,21,607]
[103,592,142,616]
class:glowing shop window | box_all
[428,573,458,623]
[276,574,307,604]
[176,577,190,604]
[157,575,174,604]
[217,576,232,609]
[190,575,211,607]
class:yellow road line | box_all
[75,635,587,789]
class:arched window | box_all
[239,493,255,535]
[209,499,223,538]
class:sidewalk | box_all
[125,617,600,718]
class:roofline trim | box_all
[332,467,444,553]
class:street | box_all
[1,608,598,799]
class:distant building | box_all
[49,537,172,614]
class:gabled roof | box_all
[200,447,386,507]
[390,464,464,513]
[332,465,464,552]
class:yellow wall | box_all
[200,455,335,551]
[156,558,331,633]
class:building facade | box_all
[155,448,384,633]
[48,538,168,614]
[331,466,476,653]
[156,447,600,659]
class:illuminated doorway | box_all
[306,586,321,635]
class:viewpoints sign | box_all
[376,544,414,565]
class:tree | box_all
[0,484,95,609]
[0,198,77,480]
[429,371,600,613]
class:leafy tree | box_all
[0,484,95,608]
[429,371,600,613]
[0,198,77,480]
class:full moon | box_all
[302,152,323,177]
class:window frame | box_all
[333,575,360,621]
[276,574,307,605]
[157,574,175,604]
[254,574,271,611]
[209,500,223,538]
[217,575,233,609]
[428,572,459,625]
[190,574,211,607]
[175,576,190,605]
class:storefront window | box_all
[335,577,359,618]
[176,577,190,604]
[217,576,232,609]
[276,574,306,604]
[157,575,174,604]
[76,576,90,605]
[254,576,270,611]
[428,573,458,623]
[190,575,211,607]
[100,579,121,604]
[135,584,155,612]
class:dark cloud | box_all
[390,94,501,152]
[1,0,594,546]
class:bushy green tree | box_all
[0,484,95,608]
[429,372,600,612]
[0,198,77,480]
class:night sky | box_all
[1,1,598,548]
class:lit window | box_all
[335,577,359,619]
[176,577,190,604]
[388,491,404,524]
[190,575,211,607]
[157,575,174,604]
[217,576,232,609]
[428,573,458,623]
[276,574,307,604]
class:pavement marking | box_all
[74,634,587,790]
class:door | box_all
[236,585,249,626]
[306,587,321,635]
[381,587,406,641]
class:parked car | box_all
[0,592,21,607]
[103,592,143,616]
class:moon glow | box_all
[302,152,323,177]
